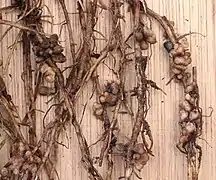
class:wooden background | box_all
[0,0,216,179]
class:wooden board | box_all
[0,0,215,179]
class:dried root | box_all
[177,67,202,180]
[124,54,153,179]
[134,24,157,50]
[143,2,192,86]
[0,142,41,179]
[0,1,208,180]
[0,0,102,179]
[143,1,206,180]
[164,38,192,85]
[132,143,149,171]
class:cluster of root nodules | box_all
[112,143,149,171]
[93,80,120,118]
[30,33,66,96]
[92,79,151,173]
[177,76,202,170]
[30,33,66,64]
[0,142,41,180]
[130,143,149,171]
[164,38,192,85]
[134,24,157,50]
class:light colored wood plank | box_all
[0,0,215,179]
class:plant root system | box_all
[0,0,207,180]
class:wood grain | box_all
[0,0,215,179]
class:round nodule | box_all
[93,102,103,111]
[133,153,141,160]
[180,100,192,112]
[143,26,154,37]
[189,110,200,121]
[133,143,145,154]
[1,168,8,177]
[145,35,157,44]
[52,54,66,63]
[94,108,103,116]
[185,84,194,93]
[134,31,144,42]
[44,73,55,83]
[50,34,59,41]
[185,93,192,101]
[99,95,106,104]
[163,40,174,52]
[179,135,189,143]
[172,64,187,71]
[171,67,182,75]
[176,74,184,80]
[40,63,50,74]
[185,122,196,133]
[174,56,186,65]
[53,45,64,54]
[139,40,149,50]
[179,109,189,121]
